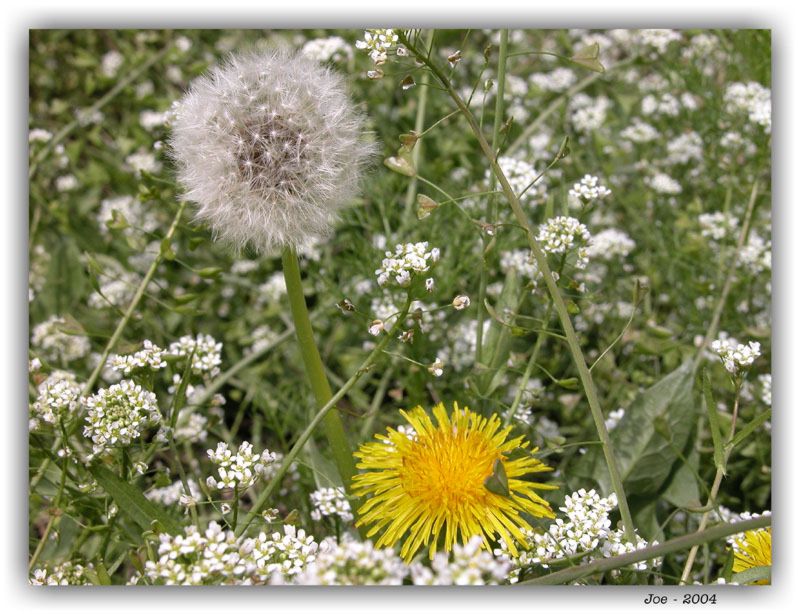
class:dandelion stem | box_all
[398,30,637,543]
[238,296,413,537]
[519,515,770,585]
[281,247,357,494]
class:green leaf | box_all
[731,565,771,585]
[662,447,701,509]
[484,459,510,497]
[703,368,726,474]
[573,362,696,496]
[730,410,771,450]
[89,464,182,536]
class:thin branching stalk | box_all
[518,515,770,585]
[475,30,508,368]
[398,30,637,542]
[679,386,744,584]
[403,29,435,221]
[692,181,761,371]
[237,296,413,537]
[281,247,357,493]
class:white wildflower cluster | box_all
[604,407,625,431]
[437,319,489,371]
[375,242,440,287]
[31,315,91,364]
[724,82,771,133]
[135,523,318,585]
[620,118,659,143]
[411,536,511,585]
[55,175,79,192]
[125,149,162,176]
[139,109,169,131]
[31,370,82,427]
[101,50,124,77]
[309,487,353,523]
[641,92,694,118]
[666,131,704,165]
[247,324,280,355]
[497,489,658,581]
[569,94,611,132]
[586,228,635,260]
[737,233,771,274]
[30,561,94,585]
[83,380,161,454]
[173,409,209,444]
[647,172,682,195]
[759,373,772,406]
[97,195,160,237]
[494,156,546,204]
[290,536,407,585]
[637,29,682,54]
[146,478,202,507]
[506,406,534,427]
[536,216,592,269]
[109,340,167,375]
[568,174,611,206]
[530,67,577,92]
[699,212,738,242]
[601,530,655,570]
[711,337,761,375]
[166,334,223,377]
[500,249,541,286]
[301,36,353,63]
[205,441,277,491]
[29,128,53,143]
[355,29,400,66]
[255,272,287,308]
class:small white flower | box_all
[368,320,385,336]
[428,357,445,377]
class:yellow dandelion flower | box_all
[352,402,556,562]
[732,527,771,584]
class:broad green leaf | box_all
[662,448,701,509]
[89,464,182,535]
[573,362,696,496]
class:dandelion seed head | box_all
[171,49,374,253]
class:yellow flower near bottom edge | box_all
[732,527,772,584]
[352,401,556,563]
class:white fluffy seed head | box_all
[170,49,375,253]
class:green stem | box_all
[679,388,743,584]
[403,29,435,221]
[692,181,760,371]
[397,31,637,542]
[518,515,770,585]
[504,303,553,427]
[475,29,508,367]
[281,247,356,493]
[237,296,412,537]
